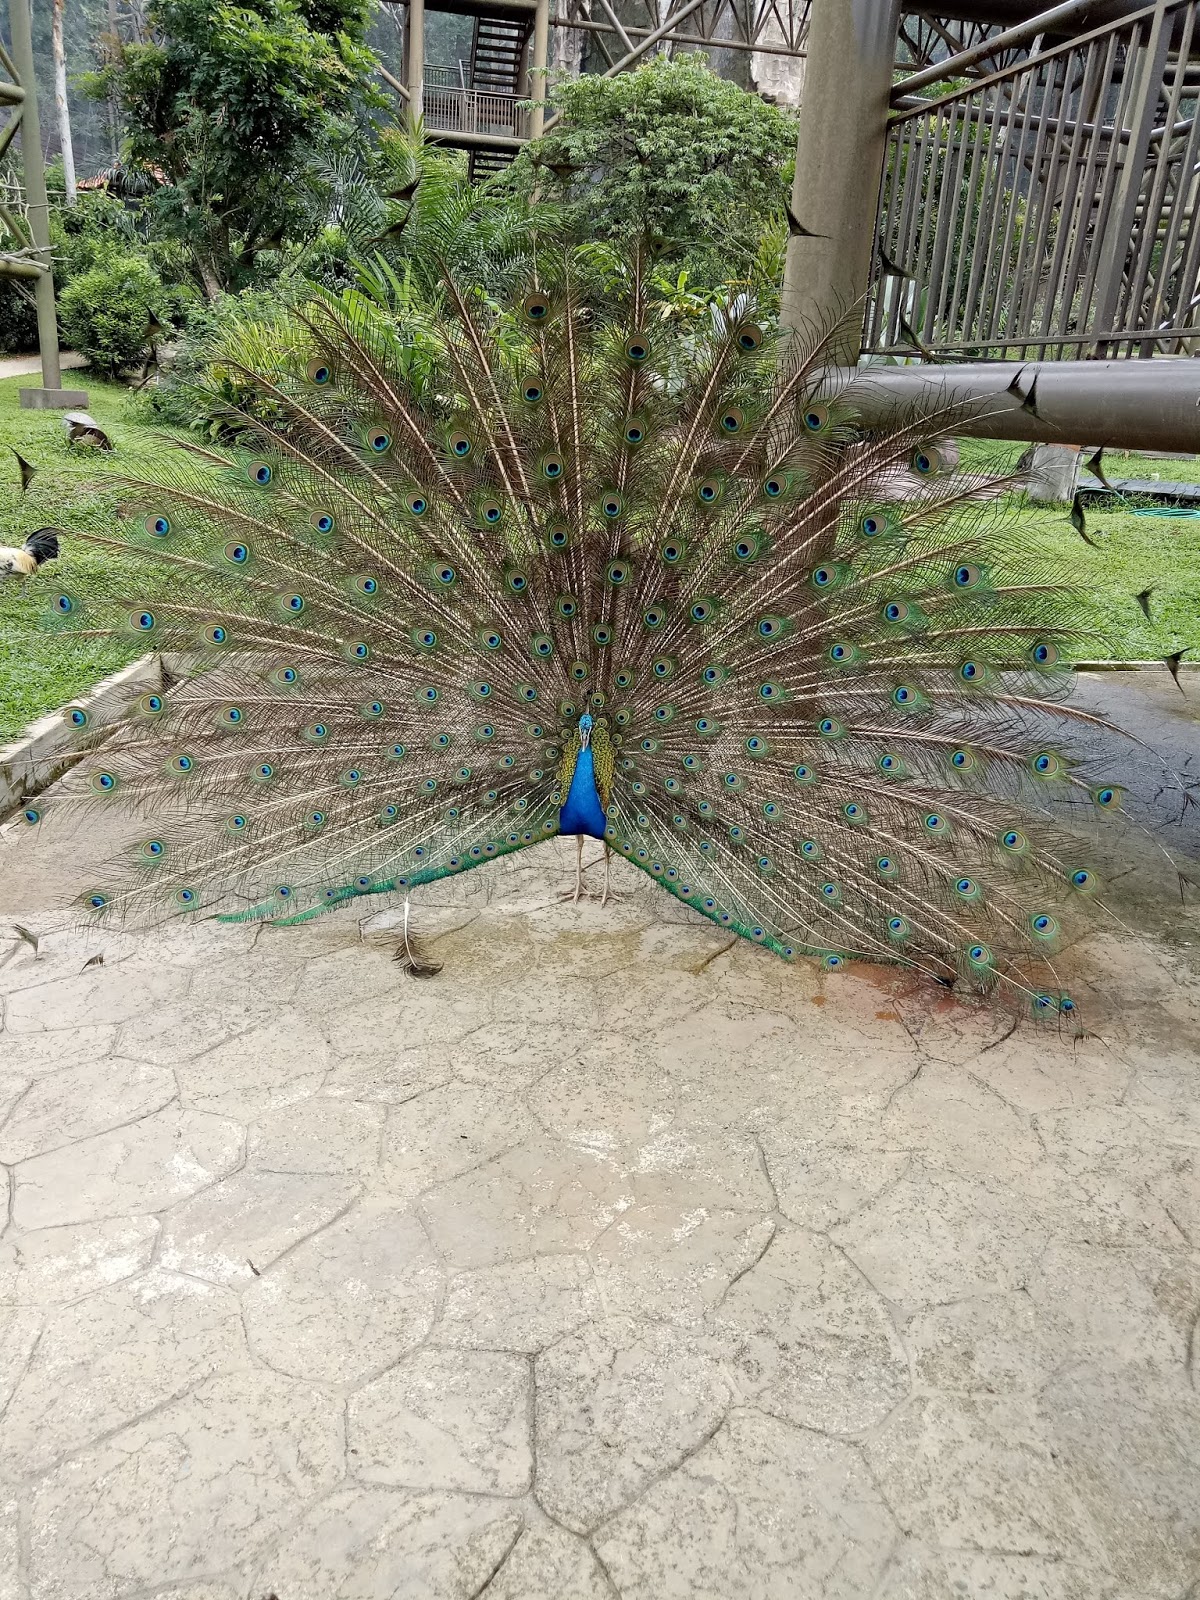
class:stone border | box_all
[0,655,1193,822]
[0,654,162,819]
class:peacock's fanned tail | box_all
[29,255,1131,1011]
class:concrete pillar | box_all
[406,0,425,121]
[780,0,901,362]
[527,0,551,139]
[8,0,67,400]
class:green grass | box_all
[0,374,181,743]
[958,438,1200,660]
[0,376,1197,746]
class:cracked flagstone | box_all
[0,798,1198,1597]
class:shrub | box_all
[57,254,184,375]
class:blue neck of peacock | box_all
[558,714,608,840]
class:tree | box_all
[50,0,78,204]
[509,58,796,289]
[84,0,380,297]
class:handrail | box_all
[891,0,1097,99]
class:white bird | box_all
[0,528,60,578]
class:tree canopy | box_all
[510,58,796,285]
[84,0,379,296]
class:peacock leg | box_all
[599,844,628,906]
[559,834,585,902]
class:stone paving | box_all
[1,742,1199,1596]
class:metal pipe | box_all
[892,0,1096,97]
[546,14,808,57]
[7,0,60,390]
[831,359,1200,451]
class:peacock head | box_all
[578,712,594,749]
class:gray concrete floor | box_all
[0,672,1198,1600]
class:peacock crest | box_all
[29,248,1131,1014]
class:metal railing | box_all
[423,66,522,140]
[866,0,1200,359]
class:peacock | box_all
[22,249,1131,1013]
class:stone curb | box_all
[0,654,162,819]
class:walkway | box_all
[0,353,87,381]
[0,672,1197,1598]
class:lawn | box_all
[0,372,1197,747]
[0,374,179,743]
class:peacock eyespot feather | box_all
[803,403,829,433]
[1000,828,1028,853]
[217,705,245,728]
[479,499,504,527]
[734,321,763,352]
[1031,641,1061,667]
[601,493,624,521]
[696,476,723,506]
[949,748,976,771]
[413,627,439,650]
[522,381,544,404]
[540,453,565,482]
[810,565,845,591]
[387,744,407,760]
[1031,751,1064,777]
[624,421,646,445]
[606,559,631,585]
[1029,912,1059,940]
[368,429,392,454]
[419,687,440,704]
[570,661,589,681]
[623,333,650,363]
[877,753,906,776]
[505,568,529,594]
[523,291,552,323]
[67,706,89,728]
[360,700,385,719]
[952,563,983,589]
[614,708,632,727]
[131,610,157,633]
[353,575,380,597]
[406,494,429,518]
[717,406,744,434]
[168,753,196,776]
[954,877,983,901]
[643,606,667,630]
[252,762,276,781]
[744,735,769,757]
[248,461,273,485]
[138,693,165,716]
[226,814,248,832]
[793,764,817,785]
[817,716,843,737]
[23,808,40,825]
[660,540,686,565]
[270,665,300,687]
[478,629,503,651]
[876,856,899,878]
[312,512,335,533]
[923,812,950,836]
[341,768,362,787]
[283,594,306,614]
[843,802,869,823]
[531,634,554,658]
[303,722,330,743]
[800,838,822,859]
[762,475,786,499]
[689,598,719,624]
[911,445,942,476]
[592,624,613,646]
[556,594,579,618]
[1092,784,1121,810]
[653,704,676,723]
[83,892,109,912]
[965,942,994,968]
[517,684,538,703]
[305,358,332,385]
[1070,868,1097,893]
[306,810,327,829]
[887,916,910,939]
[90,770,118,794]
[145,514,171,537]
[547,526,571,550]
[732,533,763,562]
[224,542,250,565]
[202,625,229,646]
[959,661,983,681]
